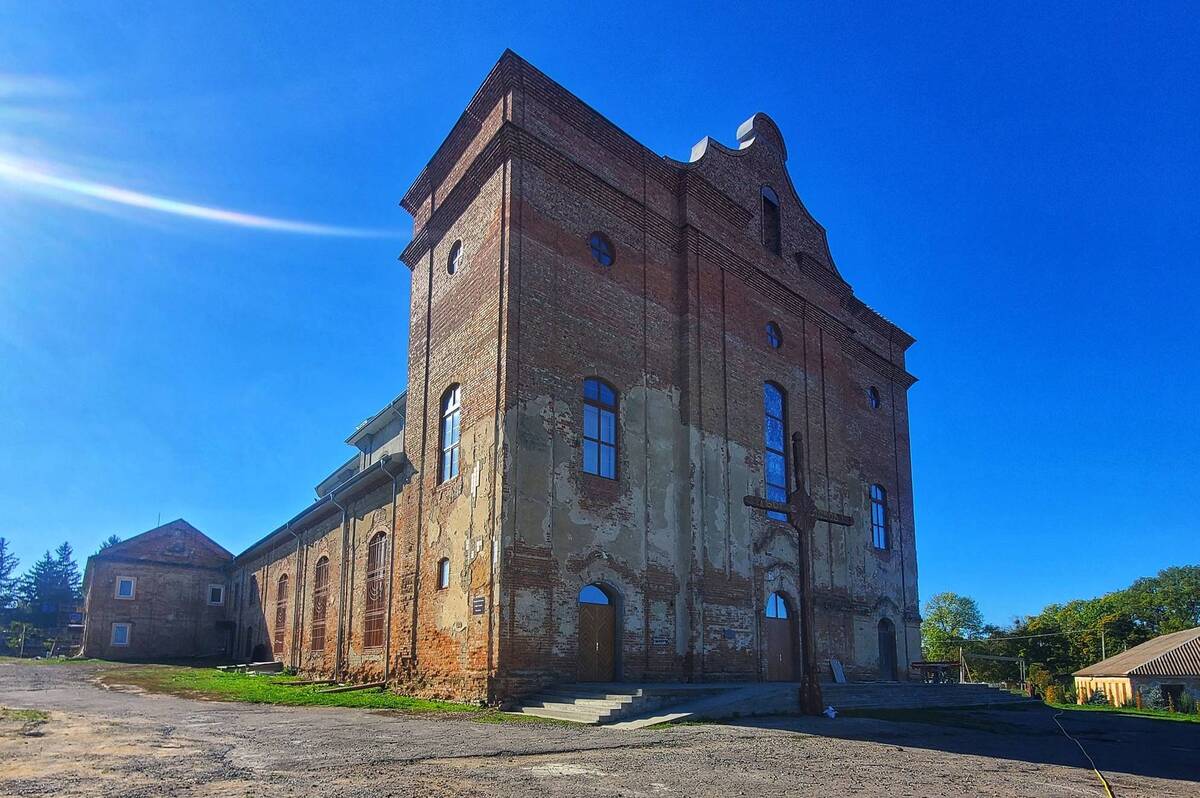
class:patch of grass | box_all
[1047,702,1200,724]
[0,656,106,666]
[0,707,50,723]
[839,706,1031,734]
[470,711,578,727]
[99,665,481,714]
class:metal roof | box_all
[1073,626,1200,678]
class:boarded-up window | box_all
[762,186,781,256]
[273,574,288,656]
[363,533,387,649]
[311,557,330,651]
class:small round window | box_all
[766,321,783,349]
[867,386,881,409]
[588,232,614,267]
[447,240,463,275]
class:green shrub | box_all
[1062,684,1077,704]
[1178,692,1196,714]
[1140,686,1166,710]
[1086,689,1110,706]
[1043,685,1061,704]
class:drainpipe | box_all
[287,523,303,670]
[379,455,402,682]
[331,492,350,681]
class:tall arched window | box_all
[761,186,781,256]
[436,557,451,590]
[870,484,889,549]
[310,557,329,651]
[273,574,288,656]
[582,378,617,479]
[439,384,462,483]
[363,533,387,648]
[763,382,788,521]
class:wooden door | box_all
[878,621,898,681]
[578,602,615,682]
[765,617,795,681]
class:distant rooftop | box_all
[1074,627,1200,678]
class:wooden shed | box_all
[1073,626,1200,708]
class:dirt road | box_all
[1,661,1195,797]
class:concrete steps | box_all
[512,684,728,725]
[821,682,1035,710]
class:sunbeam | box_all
[0,156,403,238]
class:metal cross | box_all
[743,431,854,715]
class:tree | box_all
[16,541,82,630]
[97,534,121,553]
[54,542,82,600]
[921,592,984,661]
[0,537,18,612]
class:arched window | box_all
[765,591,789,618]
[761,186,781,256]
[364,533,387,648]
[439,384,462,483]
[765,321,783,350]
[870,484,889,549]
[588,231,614,267]
[763,382,788,521]
[582,378,618,479]
[579,584,611,605]
[447,239,463,275]
[310,557,329,651]
[273,574,288,656]
[867,386,881,409]
[249,574,258,606]
[436,557,451,590]
[244,626,253,658]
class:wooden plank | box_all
[316,681,387,694]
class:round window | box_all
[588,232,614,267]
[766,321,783,349]
[447,240,463,275]
[867,386,881,409]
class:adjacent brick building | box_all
[83,51,923,703]
[81,519,233,660]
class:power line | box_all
[942,626,1106,643]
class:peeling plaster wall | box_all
[492,56,921,693]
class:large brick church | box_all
[81,51,922,702]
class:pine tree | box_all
[17,542,81,629]
[54,542,82,600]
[0,537,18,612]
[97,534,121,552]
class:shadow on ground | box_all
[724,704,1199,784]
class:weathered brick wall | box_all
[81,521,231,660]
[481,54,921,691]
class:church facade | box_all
[84,51,922,703]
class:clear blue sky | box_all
[1,3,1196,625]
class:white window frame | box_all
[111,622,131,647]
[115,576,137,600]
[207,584,225,606]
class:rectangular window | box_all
[111,622,131,647]
[115,576,136,600]
[764,383,788,521]
[207,584,225,606]
[870,484,890,549]
[582,379,618,479]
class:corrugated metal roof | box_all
[1074,626,1200,677]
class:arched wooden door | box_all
[577,584,616,682]
[764,591,796,682]
[878,618,898,681]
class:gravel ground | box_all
[0,661,1195,797]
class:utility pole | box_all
[742,431,854,715]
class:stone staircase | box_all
[822,681,1035,710]
[513,681,1035,727]
[512,684,728,725]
